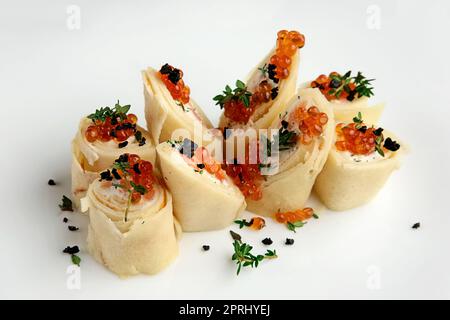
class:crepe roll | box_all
[314,113,403,211]
[227,88,334,216]
[72,102,156,207]
[157,139,246,232]
[81,153,180,277]
[143,63,214,144]
[307,71,384,125]
[217,30,305,130]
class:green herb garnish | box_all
[71,254,81,267]
[328,71,374,101]
[213,80,252,109]
[287,220,307,233]
[59,195,73,212]
[258,64,269,77]
[102,156,148,222]
[231,240,278,275]
[87,101,131,123]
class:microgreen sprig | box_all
[328,71,375,101]
[213,80,252,109]
[231,240,278,275]
[287,220,307,233]
[87,101,131,123]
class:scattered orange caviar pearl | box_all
[275,207,314,224]
[288,105,328,144]
[158,63,190,105]
[250,217,266,230]
[335,122,381,155]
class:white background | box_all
[1,0,450,299]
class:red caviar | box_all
[275,207,314,223]
[85,114,138,143]
[289,105,328,144]
[220,30,305,124]
[192,147,227,181]
[225,156,263,201]
[270,30,305,80]
[335,122,380,155]
[250,217,266,230]
[116,154,155,203]
[158,63,190,105]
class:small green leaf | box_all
[71,254,81,267]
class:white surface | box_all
[1,0,450,299]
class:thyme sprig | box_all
[328,71,375,101]
[258,64,269,77]
[287,220,307,233]
[87,101,131,123]
[213,80,252,109]
[264,120,298,157]
[234,219,253,229]
[100,155,147,222]
[231,240,278,275]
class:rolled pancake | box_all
[81,178,180,277]
[219,48,299,130]
[246,88,335,216]
[314,131,403,211]
[302,81,384,125]
[142,68,213,144]
[157,141,246,232]
[71,118,156,207]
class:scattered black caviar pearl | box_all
[347,92,356,101]
[197,163,205,169]
[118,141,128,148]
[63,246,80,255]
[202,245,210,251]
[159,63,172,75]
[118,154,129,163]
[133,163,141,174]
[262,238,273,245]
[63,217,68,223]
[373,128,384,136]
[138,137,146,146]
[358,126,368,133]
[329,78,341,89]
[68,226,79,232]
[271,87,279,100]
[285,238,295,245]
[412,222,421,229]
[135,130,143,141]
[110,117,118,125]
[168,68,181,84]
[100,170,113,181]
[267,64,279,83]
[48,179,56,186]
[281,120,289,129]
[111,168,122,180]
[384,137,400,152]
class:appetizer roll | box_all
[157,139,246,232]
[307,71,384,125]
[226,88,334,216]
[81,154,180,277]
[314,113,403,211]
[142,63,213,144]
[216,30,305,130]
[72,102,155,206]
